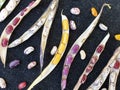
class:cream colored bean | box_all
[70,7,80,15]
[50,46,57,55]
[24,46,34,55]
[0,78,6,89]
[27,61,37,69]
[80,50,86,60]
[70,20,77,30]
[99,23,108,31]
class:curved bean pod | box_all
[0,0,41,67]
[108,54,120,90]
[40,0,59,71]
[27,12,69,90]
[0,0,6,9]
[8,0,55,48]
[0,0,20,22]
[61,3,111,90]
[87,47,120,90]
[74,33,110,90]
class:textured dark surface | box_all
[0,0,120,90]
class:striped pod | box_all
[108,54,120,90]
[0,0,6,9]
[27,11,69,90]
[0,0,20,22]
[0,0,41,67]
[87,47,120,90]
[8,0,55,48]
[74,33,110,90]
[61,3,111,90]
[40,0,59,71]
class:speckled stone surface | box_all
[0,0,120,90]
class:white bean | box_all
[24,46,34,55]
[70,7,80,15]
[27,61,37,69]
[50,46,57,55]
[80,50,86,60]
[99,23,108,31]
[0,78,6,89]
[70,20,77,30]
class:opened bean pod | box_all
[0,0,42,67]
[87,47,120,90]
[0,0,20,22]
[74,33,110,90]
[27,10,69,90]
[61,3,111,90]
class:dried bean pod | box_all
[24,46,34,55]
[74,33,110,90]
[18,81,27,90]
[40,0,59,71]
[87,47,120,90]
[61,3,111,90]
[0,0,41,67]
[70,7,80,15]
[0,0,20,22]
[0,78,6,89]
[9,60,20,68]
[27,6,69,90]
[27,61,37,69]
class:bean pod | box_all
[61,3,111,90]
[87,47,120,90]
[0,0,20,22]
[74,33,110,90]
[0,0,6,9]
[27,7,69,90]
[0,0,41,67]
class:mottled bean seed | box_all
[24,46,34,55]
[70,7,80,15]
[27,61,37,69]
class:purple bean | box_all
[9,60,20,69]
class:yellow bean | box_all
[115,34,120,41]
[62,19,69,30]
[58,43,65,54]
[62,33,69,44]
[91,7,98,17]
[52,54,61,65]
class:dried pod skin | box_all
[18,81,27,90]
[27,61,37,69]
[80,50,86,60]
[99,23,108,31]
[91,7,98,17]
[70,7,80,15]
[50,46,57,55]
[24,46,34,55]
[70,20,77,30]
[0,78,6,89]
[9,60,20,68]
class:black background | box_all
[0,0,120,90]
